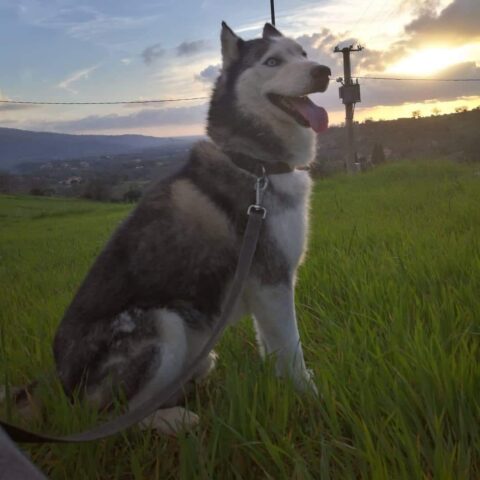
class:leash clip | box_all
[247,204,267,218]
[247,166,268,218]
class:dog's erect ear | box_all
[221,21,243,69]
[263,23,283,38]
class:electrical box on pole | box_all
[334,45,363,173]
[339,82,361,104]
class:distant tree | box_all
[0,171,14,193]
[432,107,441,116]
[30,187,45,196]
[27,177,51,197]
[464,138,480,162]
[412,110,421,119]
[30,186,54,196]
[123,188,142,203]
[371,143,386,166]
[455,106,468,113]
[82,178,112,202]
[357,155,371,171]
[311,154,335,178]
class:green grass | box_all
[1,161,479,479]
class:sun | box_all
[387,46,471,76]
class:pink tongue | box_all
[290,97,329,133]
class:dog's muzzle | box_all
[311,65,331,92]
[267,64,331,133]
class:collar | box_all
[225,151,294,176]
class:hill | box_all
[0,127,200,171]
[315,107,480,174]
[1,108,479,199]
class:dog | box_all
[12,22,331,435]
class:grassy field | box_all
[1,160,479,479]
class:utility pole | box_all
[334,45,363,173]
[270,0,276,25]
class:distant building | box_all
[62,176,82,186]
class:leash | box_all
[0,171,269,444]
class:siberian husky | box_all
[21,22,331,434]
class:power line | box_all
[356,76,480,82]
[0,96,209,106]
[369,4,394,25]
[371,1,400,27]
[350,0,376,32]
[1,78,478,106]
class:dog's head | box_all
[208,22,330,164]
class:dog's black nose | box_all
[311,65,332,78]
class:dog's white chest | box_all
[266,171,311,269]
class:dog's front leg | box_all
[246,282,317,395]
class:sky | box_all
[0,0,479,137]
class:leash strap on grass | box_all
[0,206,266,443]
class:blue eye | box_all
[264,57,280,67]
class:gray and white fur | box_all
[52,22,331,433]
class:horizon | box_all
[2,106,476,140]
[1,0,479,137]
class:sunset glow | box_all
[320,96,480,127]
[354,96,480,123]
[0,0,479,136]
[387,47,472,76]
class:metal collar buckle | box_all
[247,166,268,219]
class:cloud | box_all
[176,40,208,56]
[359,0,480,77]
[399,0,443,16]
[295,29,390,75]
[296,30,344,75]
[43,60,478,134]
[45,6,97,25]
[0,103,37,112]
[34,6,161,44]
[436,60,480,79]
[195,64,220,83]
[295,29,392,75]
[356,61,480,108]
[356,46,409,73]
[39,103,208,132]
[404,0,480,46]
[295,21,480,110]
[57,65,98,94]
[295,2,480,77]
[141,43,165,65]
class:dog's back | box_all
[53,142,253,406]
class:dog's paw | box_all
[138,407,200,436]
[293,369,318,397]
[193,350,218,383]
[0,384,43,420]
